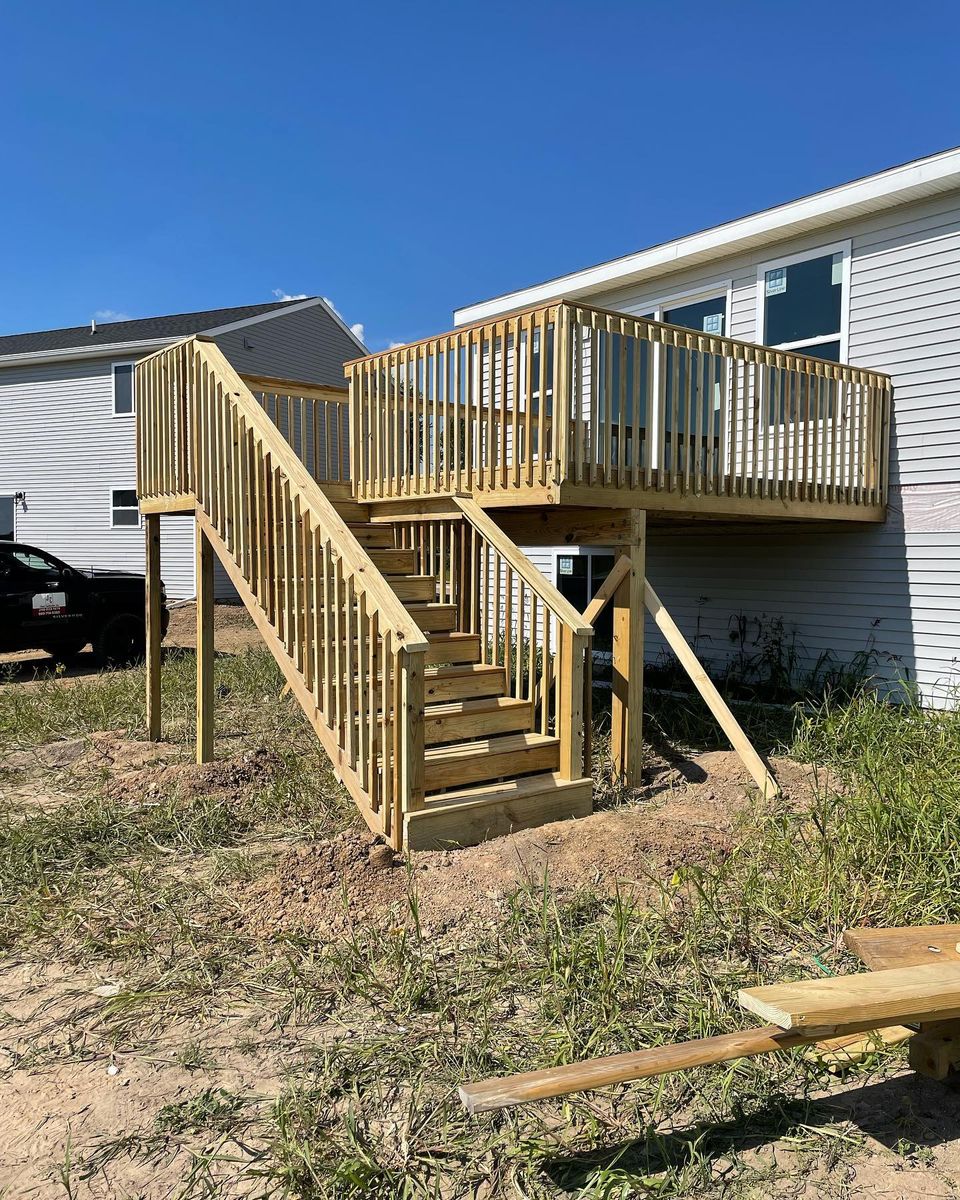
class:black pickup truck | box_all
[0,542,168,663]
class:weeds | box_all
[1,648,958,1196]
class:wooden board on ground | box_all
[739,961,960,1034]
[805,1025,913,1070]
[844,925,960,972]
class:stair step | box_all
[404,772,593,850]
[405,603,458,632]
[423,697,532,746]
[423,664,506,702]
[424,632,481,666]
[387,575,438,602]
[424,731,560,792]
[347,523,395,548]
[332,502,371,522]
[369,548,416,574]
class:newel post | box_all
[558,626,588,780]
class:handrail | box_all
[396,503,591,781]
[200,343,426,650]
[240,373,350,403]
[453,497,592,636]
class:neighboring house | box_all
[453,146,960,701]
[0,298,365,599]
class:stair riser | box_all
[389,578,437,602]
[423,670,506,703]
[348,527,395,548]
[425,742,560,791]
[408,606,458,632]
[423,705,532,746]
[369,549,416,573]
[424,637,481,666]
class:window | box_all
[556,552,615,652]
[758,243,849,362]
[0,496,13,540]
[0,546,64,577]
[111,488,140,527]
[113,362,135,415]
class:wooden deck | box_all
[134,300,892,852]
[345,299,892,523]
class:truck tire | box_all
[43,640,87,663]
[94,613,146,666]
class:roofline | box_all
[0,294,368,368]
[454,145,960,325]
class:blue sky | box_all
[3,0,958,350]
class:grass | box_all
[0,647,958,1196]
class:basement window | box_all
[110,488,140,527]
[113,362,135,415]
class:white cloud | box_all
[93,308,130,323]
[388,340,406,349]
[350,322,365,342]
[272,288,308,301]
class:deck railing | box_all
[136,338,429,847]
[395,497,592,781]
[347,300,892,512]
[241,374,350,484]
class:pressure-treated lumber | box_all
[611,513,644,786]
[739,961,960,1034]
[844,925,960,972]
[644,578,780,799]
[145,513,162,741]
[195,525,215,764]
[459,1022,883,1114]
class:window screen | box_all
[111,488,139,527]
[113,363,135,415]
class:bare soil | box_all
[2,717,959,1195]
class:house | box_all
[451,146,960,703]
[0,297,365,598]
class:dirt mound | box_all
[237,750,818,941]
[93,740,285,803]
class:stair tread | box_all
[427,631,479,643]
[418,771,591,811]
[425,731,558,763]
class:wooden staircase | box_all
[323,485,591,849]
[136,339,594,851]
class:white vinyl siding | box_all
[0,358,197,596]
[469,189,960,702]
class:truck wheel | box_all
[43,640,87,663]
[94,613,146,666]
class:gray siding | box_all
[495,190,960,701]
[0,357,196,597]
[0,302,363,604]
[212,303,361,388]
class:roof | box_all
[0,298,317,360]
[454,145,960,325]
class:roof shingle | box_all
[0,299,316,359]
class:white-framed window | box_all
[110,488,140,528]
[756,240,851,362]
[112,361,135,416]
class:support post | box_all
[196,522,215,764]
[145,513,162,741]
[395,647,425,848]
[611,510,645,787]
[558,626,587,779]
